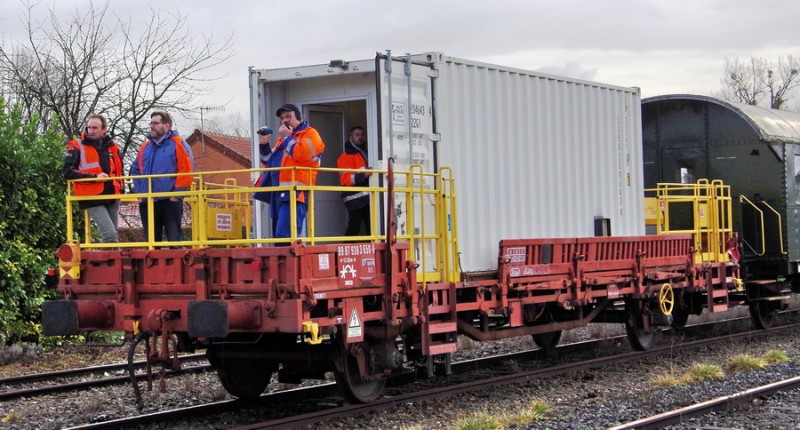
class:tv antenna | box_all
[199,106,225,153]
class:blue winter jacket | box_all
[130,130,195,201]
[253,138,287,203]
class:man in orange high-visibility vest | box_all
[63,114,124,243]
[273,104,325,239]
[337,126,372,236]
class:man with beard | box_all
[63,114,124,243]
[130,111,194,243]
[337,126,372,236]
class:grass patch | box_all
[726,354,766,372]
[454,401,551,430]
[503,400,551,426]
[455,411,503,430]
[685,363,724,382]
[652,349,791,388]
[651,373,683,387]
[1,410,24,423]
[762,349,790,364]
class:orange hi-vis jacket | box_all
[337,148,367,186]
[277,122,325,204]
[66,139,123,196]
[336,140,370,210]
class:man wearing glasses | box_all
[130,111,194,244]
[271,104,325,239]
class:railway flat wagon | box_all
[40,55,791,407]
[43,171,762,406]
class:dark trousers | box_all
[139,199,183,243]
[345,205,371,236]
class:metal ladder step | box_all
[421,320,458,355]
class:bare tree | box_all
[765,57,800,110]
[0,49,56,131]
[719,56,800,110]
[719,57,766,106]
[0,1,234,162]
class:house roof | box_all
[186,129,253,166]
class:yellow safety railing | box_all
[645,179,733,264]
[738,195,766,256]
[69,170,252,249]
[738,195,786,256]
[438,167,460,283]
[66,164,460,283]
[758,200,786,255]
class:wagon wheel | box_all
[334,346,386,403]
[624,302,655,351]
[670,303,690,330]
[208,347,273,399]
[532,330,562,351]
[749,300,776,330]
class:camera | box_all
[257,127,273,136]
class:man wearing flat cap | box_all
[268,103,325,239]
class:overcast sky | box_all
[2,0,799,132]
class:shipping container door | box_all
[376,54,440,279]
[307,106,346,237]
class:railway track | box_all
[610,376,800,429]
[228,321,800,430]
[58,315,800,429]
[0,353,208,401]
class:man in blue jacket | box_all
[130,111,194,243]
[253,125,286,237]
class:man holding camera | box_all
[253,125,285,237]
[255,104,325,239]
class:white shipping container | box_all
[249,52,644,273]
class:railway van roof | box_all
[643,94,800,144]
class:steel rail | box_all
[0,352,205,385]
[609,376,800,430]
[0,364,211,401]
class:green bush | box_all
[0,97,65,343]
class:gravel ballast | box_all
[1,314,799,429]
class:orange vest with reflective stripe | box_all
[67,139,123,196]
[337,151,367,186]
[278,125,325,203]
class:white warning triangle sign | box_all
[349,308,361,327]
[347,308,362,338]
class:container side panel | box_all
[433,58,643,272]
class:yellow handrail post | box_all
[759,200,786,255]
[738,195,766,256]
[64,183,77,245]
